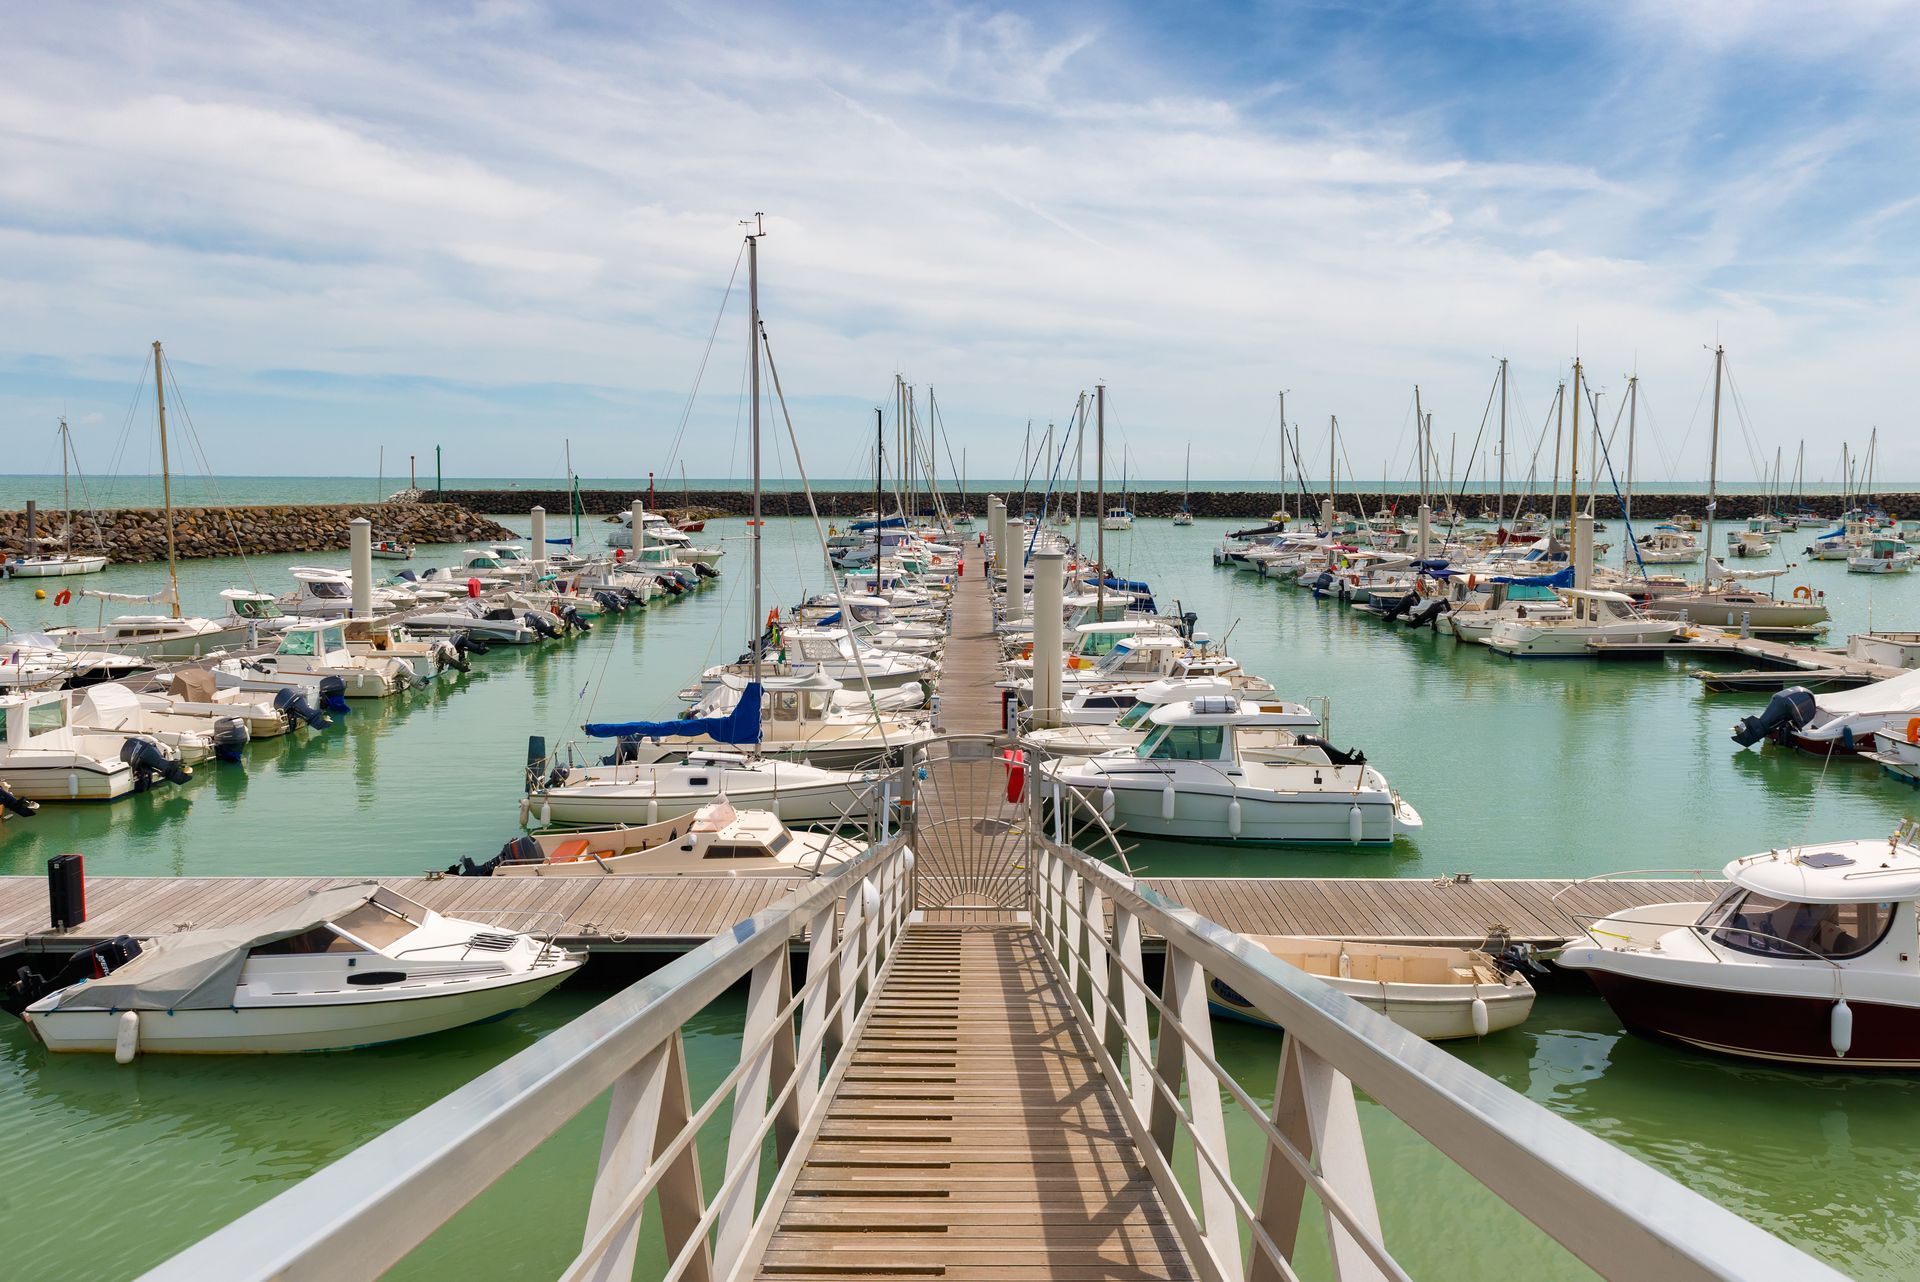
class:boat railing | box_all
[1547,867,1721,903]
[141,828,918,1282]
[1027,830,1845,1282]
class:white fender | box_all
[647,798,659,826]
[1160,783,1177,821]
[1831,999,1854,1058]
[1470,996,1490,1038]
[114,1010,140,1064]
[1100,787,1115,824]
[68,772,79,799]
[1348,803,1364,844]
[538,800,552,827]
[1227,798,1243,837]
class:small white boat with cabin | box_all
[1848,539,1915,575]
[0,687,192,801]
[1022,676,1320,760]
[371,537,415,561]
[1485,588,1683,657]
[1207,937,1535,1040]
[69,682,242,765]
[524,751,886,829]
[0,631,152,691]
[46,597,251,660]
[1631,526,1703,565]
[1558,832,1920,1068]
[142,668,318,738]
[1037,695,1422,846]
[212,621,415,699]
[1101,507,1135,531]
[219,588,300,637]
[10,883,581,1057]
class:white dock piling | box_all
[349,518,372,619]
[530,506,546,577]
[1031,550,1064,728]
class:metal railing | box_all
[1025,830,1846,1282]
[141,833,917,1282]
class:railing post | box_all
[1150,947,1244,1279]
[834,876,868,1051]
[795,901,837,1122]
[1254,1037,1387,1282]
[1075,874,1101,1014]
[712,948,793,1275]
[1110,904,1151,1115]
[1082,880,1111,1046]
[582,1033,711,1282]
[1062,863,1083,994]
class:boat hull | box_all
[8,556,109,577]
[533,778,879,827]
[1066,779,1411,845]
[1583,968,1920,1070]
[1207,974,1534,1040]
[0,761,136,802]
[25,963,579,1055]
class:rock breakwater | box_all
[2,501,513,566]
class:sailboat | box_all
[1102,448,1135,531]
[1173,445,1194,525]
[7,420,109,577]
[46,345,254,659]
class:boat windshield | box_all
[1114,702,1154,730]
[1704,891,1897,960]
[278,630,319,657]
[309,580,349,599]
[1137,725,1226,761]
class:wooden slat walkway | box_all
[756,923,1194,1281]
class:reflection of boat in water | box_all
[7,883,581,1057]
[1208,936,1535,1040]
[1560,833,1920,1069]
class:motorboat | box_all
[402,602,543,645]
[0,632,153,690]
[1732,669,1920,754]
[1849,539,1915,575]
[661,672,933,768]
[1485,588,1683,657]
[1207,937,1535,1040]
[1863,723,1920,785]
[341,620,468,682]
[45,604,251,660]
[1007,634,1271,703]
[1631,527,1703,565]
[695,628,937,697]
[524,750,887,828]
[5,883,582,1057]
[1847,633,1920,672]
[1101,507,1135,531]
[211,621,415,699]
[0,687,192,801]
[1022,676,1320,760]
[219,588,300,637]
[1438,582,1571,644]
[609,511,724,566]
[371,538,415,560]
[1724,528,1774,559]
[142,667,326,738]
[1036,695,1422,846]
[69,682,244,765]
[455,800,862,878]
[1558,834,1920,1068]
[278,568,417,618]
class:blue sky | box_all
[2,0,1917,484]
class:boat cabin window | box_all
[1706,892,1897,960]
[278,630,319,657]
[766,830,792,854]
[26,699,67,737]
[704,844,770,859]
[467,557,501,569]
[1076,632,1128,658]
[309,580,349,599]
[1139,725,1227,761]
[252,926,369,955]
[320,626,347,652]
[1112,701,1153,729]
[330,900,421,949]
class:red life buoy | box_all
[53,589,72,606]
[1003,749,1026,803]
[467,577,482,598]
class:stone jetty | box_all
[2,501,513,565]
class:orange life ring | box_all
[1792,585,1812,601]
[53,589,72,606]
[1907,718,1920,746]
[1003,749,1026,803]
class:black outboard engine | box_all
[3,935,142,1017]
[1380,592,1418,622]
[656,574,682,595]
[318,675,350,716]
[595,590,626,614]
[1178,611,1199,641]
[1406,599,1449,628]
[453,630,491,657]
[1731,686,1817,749]
[210,716,251,764]
[1298,735,1368,767]
[273,684,332,730]
[448,834,544,877]
[120,736,191,790]
[0,783,38,819]
[434,639,470,674]
[693,562,718,580]
[560,607,590,634]
[1311,570,1335,594]
[523,610,560,639]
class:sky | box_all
[2,0,1918,486]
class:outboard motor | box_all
[1298,735,1367,767]
[0,783,38,819]
[693,562,718,580]
[522,610,561,640]
[1731,686,1817,749]
[447,834,544,877]
[594,590,625,614]
[1310,570,1335,595]
[3,935,142,1018]
[120,736,191,790]
[560,606,590,634]
[434,639,470,674]
[1178,611,1199,641]
[273,684,332,730]
[1406,599,1449,629]
[209,716,251,764]
[1380,591,1418,622]
[453,630,491,657]
[318,675,350,717]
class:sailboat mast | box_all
[59,418,71,552]
[874,408,884,567]
[746,220,763,677]
[1625,374,1638,535]
[152,341,181,619]
[1096,383,1106,619]
[1497,359,1508,529]
[1703,344,1724,589]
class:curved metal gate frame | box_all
[905,732,1031,909]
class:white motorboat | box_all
[1732,667,1920,754]
[70,682,243,765]
[525,750,887,829]
[402,603,543,645]
[1101,507,1135,531]
[45,606,251,660]
[0,687,192,801]
[1863,723,1920,785]
[1558,834,1920,1068]
[1848,539,1915,574]
[0,631,152,691]
[663,672,933,768]
[1037,696,1422,846]
[8,884,581,1057]
[459,800,861,878]
[609,511,724,566]
[1208,937,1535,1041]
[278,568,412,618]
[1023,676,1319,759]
[142,667,321,738]
[371,538,415,560]
[1725,529,1774,559]
[1630,527,1703,565]
[696,628,937,696]
[1847,633,1920,672]
[1008,634,1269,703]
[1485,588,1683,657]
[1438,582,1571,644]
[212,621,415,699]
[219,588,300,637]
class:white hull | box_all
[1210,973,1534,1039]
[0,759,136,801]
[1487,621,1681,656]
[531,776,879,827]
[52,623,253,659]
[27,965,577,1054]
[8,555,109,577]
[1071,774,1417,845]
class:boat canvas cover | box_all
[40,883,382,1012]
[585,680,763,744]
[1813,666,1920,719]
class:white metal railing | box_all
[140,835,917,1282]
[1026,833,1848,1282]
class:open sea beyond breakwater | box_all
[3,507,1920,1278]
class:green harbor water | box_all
[4,505,1919,1279]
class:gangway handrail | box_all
[139,832,917,1282]
[1028,832,1846,1282]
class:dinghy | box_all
[1208,937,1535,1040]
